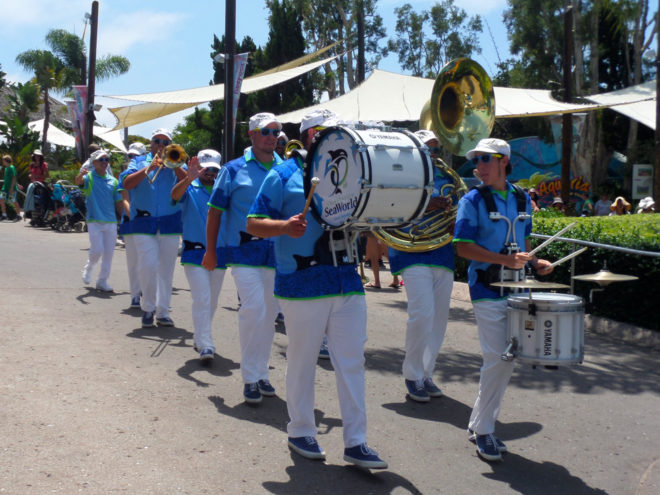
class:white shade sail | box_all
[585,80,656,130]
[27,119,127,152]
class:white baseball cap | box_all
[415,129,438,144]
[277,131,289,142]
[90,149,109,161]
[300,109,339,133]
[127,142,147,156]
[197,149,222,169]
[249,112,282,132]
[465,138,511,160]
[151,128,172,140]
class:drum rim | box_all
[304,126,367,229]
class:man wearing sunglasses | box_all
[453,138,553,462]
[123,128,187,328]
[171,149,226,364]
[75,149,123,292]
[203,113,283,404]
[387,129,454,404]
[246,109,388,469]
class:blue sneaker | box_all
[343,443,388,469]
[475,433,502,461]
[275,312,285,324]
[405,379,430,402]
[142,311,155,328]
[468,429,507,453]
[156,316,174,327]
[130,296,141,308]
[287,436,326,460]
[199,348,214,363]
[257,379,276,396]
[423,377,444,398]
[318,337,330,359]
[243,383,262,404]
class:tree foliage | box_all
[387,0,483,78]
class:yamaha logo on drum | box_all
[325,149,349,195]
[543,320,553,356]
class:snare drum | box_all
[305,126,434,230]
[505,292,584,366]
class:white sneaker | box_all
[96,280,113,292]
[82,266,92,285]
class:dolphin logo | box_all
[324,149,349,195]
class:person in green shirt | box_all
[1,155,22,221]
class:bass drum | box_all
[506,292,585,366]
[304,126,434,230]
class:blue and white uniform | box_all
[248,157,369,448]
[453,181,532,436]
[124,152,182,319]
[178,178,227,353]
[81,170,121,286]
[118,162,144,301]
[208,148,282,385]
[388,167,455,386]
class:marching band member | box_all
[202,113,283,404]
[172,149,226,363]
[453,138,552,462]
[75,149,123,292]
[389,129,453,402]
[117,142,147,309]
[246,109,387,469]
[122,129,187,328]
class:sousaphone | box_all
[373,58,495,252]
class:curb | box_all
[450,281,659,350]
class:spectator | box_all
[609,196,631,215]
[594,193,611,216]
[1,155,22,221]
[636,197,656,214]
[528,188,540,212]
[551,197,567,214]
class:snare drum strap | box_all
[293,230,354,271]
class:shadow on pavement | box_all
[262,455,423,495]
[176,354,240,387]
[76,288,123,305]
[126,326,194,357]
[484,452,609,495]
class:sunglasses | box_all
[202,168,219,174]
[429,147,442,155]
[97,157,110,163]
[277,140,287,146]
[152,138,171,145]
[469,153,503,166]
[257,128,280,137]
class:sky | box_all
[0,0,511,140]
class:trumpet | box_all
[148,143,187,183]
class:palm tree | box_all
[15,49,65,153]
[45,29,130,93]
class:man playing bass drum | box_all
[453,138,553,462]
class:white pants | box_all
[184,265,226,352]
[133,234,180,318]
[401,266,453,381]
[124,234,141,299]
[468,299,514,435]
[84,223,117,284]
[280,295,367,448]
[231,267,279,384]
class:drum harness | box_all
[473,184,532,299]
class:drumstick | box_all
[302,177,320,217]
[528,221,577,256]
[545,247,588,270]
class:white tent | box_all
[106,54,340,130]
[27,119,127,152]
[585,80,656,130]
[275,69,611,124]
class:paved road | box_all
[1,220,658,494]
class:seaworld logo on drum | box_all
[324,196,359,217]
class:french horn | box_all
[284,139,305,158]
[373,58,494,252]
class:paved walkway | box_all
[0,220,658,494]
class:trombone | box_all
[147,143,188,184]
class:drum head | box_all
[305,126,366,229]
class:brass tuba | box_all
[284,139,305,158]
[373,58,494,252]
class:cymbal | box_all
[572,269,639,286]
[491,278,571,290]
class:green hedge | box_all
[453,212,660,330]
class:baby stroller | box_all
[51,181,86,232]
[28,181,54,227]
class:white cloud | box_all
[0,0,90,34]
